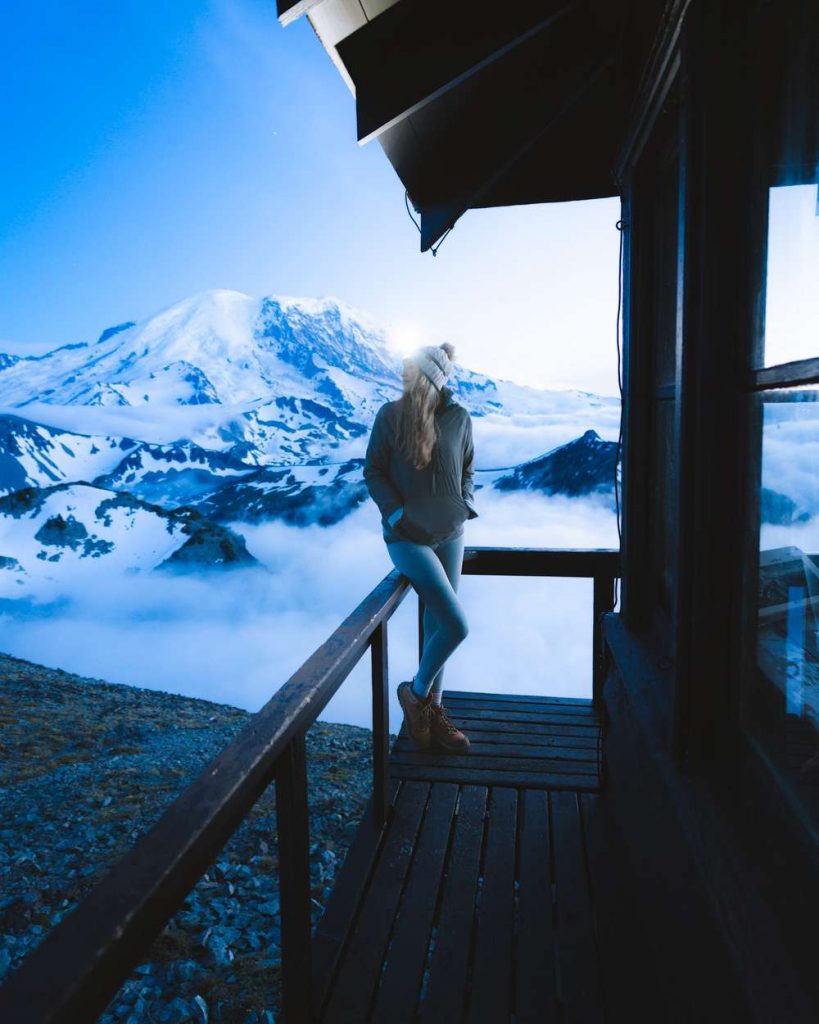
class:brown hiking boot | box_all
[428,702,471,754]
[398,680,434,750]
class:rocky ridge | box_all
[0,652,383,1023]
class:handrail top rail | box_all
[463,545,620,577]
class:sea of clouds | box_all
[0,485,619,731]
[0,393,625,730]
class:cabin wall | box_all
[601,620,751,1022]
[608,0,819,1018]
[603,615,819,1023]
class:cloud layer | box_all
[0,488,619,731]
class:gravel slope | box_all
[0,652,388,1023]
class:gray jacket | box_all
[363,386,479,546]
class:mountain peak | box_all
[147,289,257,332]
[494,429,618,498]
[270,294,381,331]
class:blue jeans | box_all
[386,533,468,699]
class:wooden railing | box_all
[460,547,619,705]
[0,546,619,1024]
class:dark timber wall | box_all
[608,1,819,1020]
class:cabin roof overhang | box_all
[278,0,667,250]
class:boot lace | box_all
[418,700,434,725]
[430,703,458,734]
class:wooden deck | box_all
[311,690,668,1023]
[391,690,602,792]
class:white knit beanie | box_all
[412,345,452,391]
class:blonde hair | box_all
[397,343,455,469]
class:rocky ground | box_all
[0,652,388,1023]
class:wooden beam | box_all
[593,572,617,704]
[462,546,620,578]
[277,0,324,28]
[349,0,633,248]
[615,0,690,180]
[673,0,767,774]
[337,0,576,144]
[418,52,616,250]
[752,355,819,390]
[371,621,390,828]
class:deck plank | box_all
[551,791,605,1022]
[439,717,600,738]
[444,729,599,749]
[322,781,430,1023]
[448,707,599,727]
[392,738,599,762]
[391,764,599,792]
[391,751,598,775]
[445,698,596,718]
[370,783,460,1024]
[312,778,401,1016]
[317,690,623,1022]
[446,689,593,707]
[465,787,518,1024]
[420,786,488,1023]
[516,789,558,1022]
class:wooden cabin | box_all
[1,1,817,1021]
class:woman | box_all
[363,342,478,753]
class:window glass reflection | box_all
[755,387,819,813]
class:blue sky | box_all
[0,0,623,393]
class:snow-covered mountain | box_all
[0,413,369,527]
[94,443,370,527]
[494,430,619,497]
[0,290,619,461]
[0,292,400,433]
[0,482,259,597]
[0,414,139,493]
[0,289,627,589]
[2,289,816,608]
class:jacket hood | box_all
[438,385,457,410]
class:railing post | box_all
[371,621,390,828]
[418,596,425,661]
[275,734,312,1024]
[593,573,617,705]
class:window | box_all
[750,188,819,824]
[742,0,819,825]
[762,185,819,368]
